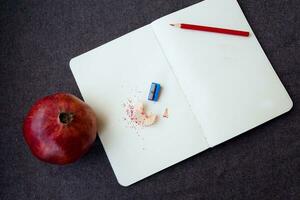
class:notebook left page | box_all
[70,25,209,186]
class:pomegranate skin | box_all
[23,93,97,165]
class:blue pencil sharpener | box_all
[148,82,161,101]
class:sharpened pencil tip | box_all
[170,24,175,26]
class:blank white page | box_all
[70,25,209,186]
[151,0,293,147]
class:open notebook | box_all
[70,0,293,186]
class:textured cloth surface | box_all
[0,0,299,199]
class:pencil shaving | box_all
[163,108,169,118]
[135,103,157,126]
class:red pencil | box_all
[170,23,249,37]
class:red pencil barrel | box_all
[180,23,249,37]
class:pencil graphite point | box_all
[170,23,180,28]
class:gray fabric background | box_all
[0,0,299,199]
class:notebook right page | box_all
[151,0,293,147]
